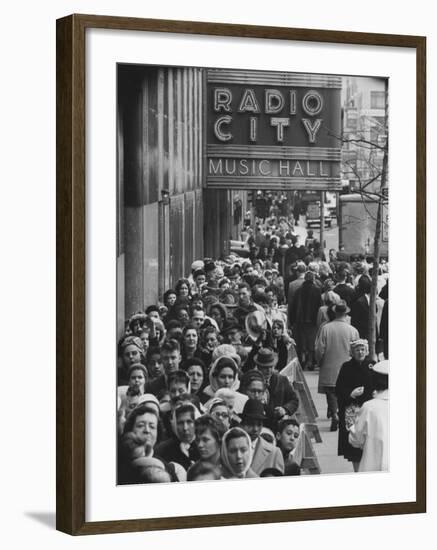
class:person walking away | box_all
[290,271,322,370]
[315,300,360,431]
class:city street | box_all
[294,215,339,254]
[304,370,354,475]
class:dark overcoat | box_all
[335,358,374,462]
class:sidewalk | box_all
[303,370,354,475]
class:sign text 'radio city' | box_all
[211,88,325,144]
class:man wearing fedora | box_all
[253,348,299,424]
[315,300,360,431]
[240,399,285,475]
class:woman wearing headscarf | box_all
[117,391,160,435]
[118,336,146,385]
[335,339,375,471]
[201,355,247,413]
[220,427,258,479]
[119,404,185,483]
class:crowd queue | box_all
[117,206,389,484]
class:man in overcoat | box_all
[315,300,360,430]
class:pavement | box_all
[293,215,339,252]
[303,369,354,475]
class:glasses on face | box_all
[213,411,229,419]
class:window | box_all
[370,91,385,109]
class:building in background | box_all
[339,77,388,255]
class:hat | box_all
[135,393,160,415]
[207,301,228,319]
[204,260,217,273]
[350,339,368,350]
[221,320,241,335]
[254,348,278,368]
[240,369,265,393]
[332,299,350,314]
[191,260,204,271]
[127,363,149,379]
[220,290,238,307]
[241,399,267,421]
[245,310,267,341]
[372,360,389,375]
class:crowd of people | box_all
[117,204,389,484]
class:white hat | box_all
[191,260,204,271]
[372,360,389,375]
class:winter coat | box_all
[251,436,285,475]
[290,281,322,327]
[335,358,374,461]
[267,372,299,416]
[349,391,389,472]
[315,318,360,389]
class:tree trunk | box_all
[368,199,382,360]
[368,82,388,361]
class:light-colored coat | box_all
[251,436,285,475]
[349,391,389,472]
[315,318,360,388]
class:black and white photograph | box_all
[116,65,390,484]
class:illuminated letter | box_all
[302,90,324,116]
[292,161,304,176]
[265,89,284,114]
[225,159,237,175]
[249,117,258,142]
[289,91,296,115]
[259,160,271,176]
[307,161,316,176]
[270,117,290,142]
[214,116,233,141]
[279,160,290,176]
[239,159,249,175]
[238,89,261,113]
[302,118,322,143]
[209,159,223,175]
[320,161,329,176]
[214,88,232,112]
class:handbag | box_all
[345,403,361,430]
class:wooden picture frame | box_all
[56,13,426,535]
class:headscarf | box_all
[206,397,228,415]
[134,393,160,416]
[220,428,253,478]
[169,402,201,439]
[120,336,145,357]
[212,344,241,368]
[208,355,240,394]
